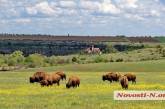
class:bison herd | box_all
[102,72,136,89]
[29,71,80,88]
[29,71,136,89]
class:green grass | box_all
[0,60,165,109]
[18,59,165,72]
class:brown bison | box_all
[124,73,136,84]
[102,72,121,83]
[120,76,128,89]
[66,76,80,88]
[29,71,46,83]
[55,71,66,80]
[42,73,61,86]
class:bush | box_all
[162,49,165,57]
[56,58,66,64]
[6,51,25,66]
[94,56,105,63]
[156,45,163,54]
[116,58,123,62]
[80,57,86,61]
[72,57,78,63]
[25,54,45,68]
[104,45,117,53]
[109,58,114,62]
[47,56,57,66]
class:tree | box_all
[7,51,25,66]
[25,54,44,68]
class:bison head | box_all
[29,76,35,83]
[66,83,71,88]
[102,75,107,81]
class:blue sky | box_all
[0,0,165,36]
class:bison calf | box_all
[66,76,80,88]
[120,76,128,89]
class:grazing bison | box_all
[55,71,66,80]
[124,73,136,84]
[120,76,128,89]
[29,71,46,83]
[66,76,80,88]
[102,72,121,83]
[42,73,61,86]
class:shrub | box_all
[25,54,44,68]
[116,58,123,62]
[80,57,86,60]
[94,56,105,63]
[56,58,66,64]
[104,45,117,53]
[6,51,25,66]
[162,49,165,57]
[109,58,114,62]
[72,57,78,63]
[47,56,57,66]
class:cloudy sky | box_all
[0,0,165,36]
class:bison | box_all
[29,71,46,83]
[120,76,128,89]
[66,76,80,88]
[55,71,66,80]
[102,72,121,83]
[42,73,61,86]
[124,73,136,84]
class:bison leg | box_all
[57,81,60,86]
[132,80,136,84]
[125,85,128,89]
[41,84,46,87]
[64,75,66,80]
[48,81,53,86]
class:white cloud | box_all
[59,1,76,8]
[150,10,160,17]
[26,7,37,15]
[0,0,164,35]
[80,1,100,10]
[80,0,120,14]
[125,0,138,8]
[117,0,138,9]
[125,14,144,21]
[14,18,31,23]
[26,1,56,16]
[99,0,121,14]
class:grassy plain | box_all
[0,60,165,109]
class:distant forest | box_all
[0,33,163,56]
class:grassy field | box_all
[0,60,165,109]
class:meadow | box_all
[0,60,165,109]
